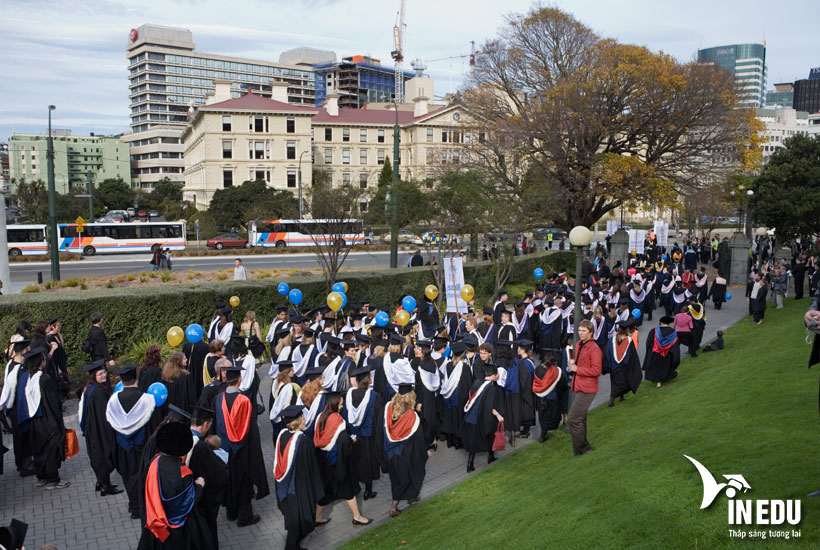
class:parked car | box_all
[411,231,458,245]
[126,207,136,217]
[535,227,567,239]
[137,210,148,218]
[207,234,250,250]
[380,229,414,243]
[149,210,159,218]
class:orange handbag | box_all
[64,429,80,459]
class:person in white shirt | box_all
[233,258,248,281]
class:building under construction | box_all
[313,56,416,109]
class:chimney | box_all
[413,96,429,117]
[325,92,340,117]
[208,79,232,105]
[271,81,289,103]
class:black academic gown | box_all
[533,365,568,434]
[346,388,383,486]
[187,436,228,549]
[643,327,681,383]
[81,383,116,486]
[116,387,162,515]
[138,365,163,393]
[382,409,428,501]
[29,372,65,479]
[463,380,504,455]
[183,342,210,399]
[8,362,33,474]
[165,373,196,417]
[275,431,324,546]
[606,338,643,400]
[137,453,214,550]
[439,360,472,442]
[316,418,359,504]
[413,358,439,447]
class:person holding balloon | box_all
[79,360,122,496]
[105,364,161,519]
[182,323,208,399]
[161,352,197,418]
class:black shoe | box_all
[130,511,140,520]
[237,514,261,527]
[95,482,101,492]
[488,452,497,465]
[407,497,420,505]
[517,430,529,438]
[226,511,238,522]
[539,432,548,443]
[363,491,378,500]
[101,484,123,496]
[19,469,35,478]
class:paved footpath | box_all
[0,287,751,549]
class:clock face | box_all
[129,28,138,42]
[453,112,461,121]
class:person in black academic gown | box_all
[107,363,160,518]
[138,345,164,393]
[512,339,536,438]
[183,339,210,400]
[3,339,34,476]
[79,360,122,495]
[214,364,270,527]
[412,339,440,451]
[344,365,383,500]
[382,384,428,517]
[532,355,568,443]
[138,421,214,550]
[643,316,681,388]
[438,342,472,450]
[20,346,68,489]
[274,405,325,550]
[604,321,643,407]
[463,362,504,472]
[186,406,228,549]
[313,393,371,526]
[162,352,197,419]
[197,357,230,416]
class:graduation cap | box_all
[379,306,391,314]
[524,291,534,298]
[0,519,28,550]
[303,327,316,337]
[462,334,479,348]
[450,341,467,355]
[168,404,192,423]
[230,335,248,356]
[47,316,59,325]
[83,359,107,373]
[214,300,227,310]
[545,298,555,306]
[280,404,305,423]
[220,305,233,315]
[116,363,138,376]
[277,359,296,370]
[276,305,289,313]
[350,364,371,381]
[388,333,405,345]
[11,339,31,353]
[618,297,630,305]
[432,335,449,347]
[275,325,292,337]
[416,338,433,349]
[350,312,365,321]
[482,306,494,315]
[223,364,245,382]
[582,296,594,305]
[515,339,534,348]
[156,421,193,456]
[659,316,675,325]
[535,284,546,292]
[340,339,355,349]
[616,318,635,329]
[496,339,514,347]
[305,365,324,381]
[22,346,47,361]
[483,363,498,377]
[192,405,215,424]
[398,383,414,395]
[431,324,446,334]
[324,335,341,347]
[354,332,371,344]
[514,300,526,308]
[290,315,308,324]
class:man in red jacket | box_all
[567,319,602,456]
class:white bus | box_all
[248,219,369,248]
[7,224,49,256]
[57,221,187,255]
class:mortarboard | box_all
[482,306,494,315]
[276,305,289,313]
[354,332,371,344]
[83,359,107,373]
[388,333,405,345]
[515,339,534,348]
[22,346,47,361]
[156,421,193,456]
[450,341,467,355]
[168,404,192,422]
[398,383,414,395]
[304,365,324,380]
[12,339,31,352]
[280,404,305,423]
[659,316,674,325]
[47,316,59,325]
[350,364,371,380]
[116,363,138,376]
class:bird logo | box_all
[685,455,751,509]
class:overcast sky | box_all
[1,0,818,140]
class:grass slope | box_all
[345,299,820,549]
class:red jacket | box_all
[571,339,602,394]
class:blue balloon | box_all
[114,381,124,393]
[443,344,451,358]
[331,282,345,293]
[288,288,303,305]
[534,267,544,280]
[277,282,290,296]
[725,292,732,301]
[375,311,390,327]
[402,295,417,312]
[632,308,642,319]
[185,323,204,344]
[337,292,347,310]
[662,254,669,261]
[147,382,168,406]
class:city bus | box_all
[57,221,187,255]
[248,219,369,248]
[7,224,49,256]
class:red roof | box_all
[312,105,450,125]
[199,93,318,113]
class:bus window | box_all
[8,229,44,242]
[137,225,153,239]
[115,225,137,239]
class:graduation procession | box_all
[0,228,757,550]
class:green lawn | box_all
[345,299,820,549]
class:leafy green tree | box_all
[14,179,48,222]
[207,179,298,231]
[150,178,183,203]
[96,178,133,210]
[750,134,820,241]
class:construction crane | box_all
[391,0,406,103]
[427,41,481,66]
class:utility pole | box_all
[297,150,308,219]
[47,105,60,281]
[0,193,10,293]
[388,101,400,268]
[86,170,95,221]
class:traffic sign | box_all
[75,216,85,233]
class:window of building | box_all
[250,116,268,133]
[359,149,368,164]
[255,170,266,182]
[342,149,350,164]
[378,149,385,165]
[452,150,460,164]
[440,150,448,164]
[287,171,296,188]
[427,128,434,142]
[426,148,433,163]
[360,129,367,142]
[250,141,266,160]
[342,172,350,186]
[286,118,295,133]
[287,142,296,160]
[479,132,485,144]
[343,128,350,142]
[442,130,448,143]
[359,200,368,213]
[222,140,232,159]
[324,148,333,164]
[325,128,332,141]
[464,132,471,144]
[223,170,233,188]
[359,173,368,189]
[378,129,385,143]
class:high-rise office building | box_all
[793,68,820,114]
[124,24,332,190]
[697,42,767,108]
[764,83,794,109]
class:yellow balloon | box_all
[460,284,475,302]
[341,281,348,293]
[229,295,240,307]
[395,310,411,327]
[327,292,343,312]
[425,285,438,301]
[166,326,184,347]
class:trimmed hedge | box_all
[0,252,571,384]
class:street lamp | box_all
[386,101,400,268]
[47,105,60,281]
[297,150,308,219]
[568,225,592,345]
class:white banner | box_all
[606,220,621,236]
[653,221,669,247]
[628,229,646,254]
[443,257,468,313]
